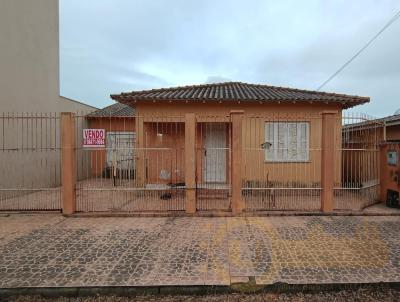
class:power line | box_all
[317,9,400,91]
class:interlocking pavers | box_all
[1,214,400,288]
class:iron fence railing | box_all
[0,113,61,211]
[242,113,322,211]
[0,111,384,213]
[334,112,383,210]
[75,114,186,212]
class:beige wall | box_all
[0,0,95,202]
[0,0,95,112]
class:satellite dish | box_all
[395,108,400,115]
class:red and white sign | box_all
[83,129,105,148]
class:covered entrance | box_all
[203,123,227,183]
[196,122,231,211]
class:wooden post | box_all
[185,113,196,214]
[321,111,336,212]
[135,116,145,186]
[379,144,388,203]
[61,112,76,215]
[230,110,244,214]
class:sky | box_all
[60,0,400,117]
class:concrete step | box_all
[197,189,229,199]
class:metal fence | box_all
[242,113,322,211]
[334,113,383,210]
[0,113,61,211]
[75,114,186,212]
[0,111,384,213]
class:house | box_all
[342,111,400,207]
[377,112,400,142]
[85,81,372,212]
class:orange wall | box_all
[142,122,185,184]
[380,144,400,202]
[135,102,342,186]
[138,121,230,185]
[85,102,345,186]
[387,124,400,141]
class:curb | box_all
[65,210,400,218]
[1,282,400,298]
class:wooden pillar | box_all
[61,112,76,215]
[379,144,388,203]
[135,116,145,186]
[230,110,244,214]
[185,113,196,214]
[321,111,337,212]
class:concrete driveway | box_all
[0,214,400,288]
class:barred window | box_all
[264,122,309,162]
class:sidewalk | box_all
[1,214,400,288]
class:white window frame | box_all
[264,122,310,162]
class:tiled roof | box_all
[343,113,400,131]
[111,82,369,108]
[86,103,135,117]
[381,114,400,125]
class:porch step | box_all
[197,189,229,199]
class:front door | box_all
[203,123,226,183]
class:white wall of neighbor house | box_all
[0,0,95,199]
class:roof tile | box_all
[111,81,369,108]
[86,103,135,117]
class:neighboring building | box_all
[0,0,96,207]
[341,112,399,198]
[343,112,400,146]
[380,113,400,142]
[0,0,96,112]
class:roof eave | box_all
[113,95,369,108]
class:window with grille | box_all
[264,122,309,162]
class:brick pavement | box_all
[0,214,400,288]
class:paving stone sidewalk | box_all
[0,214,400,288]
